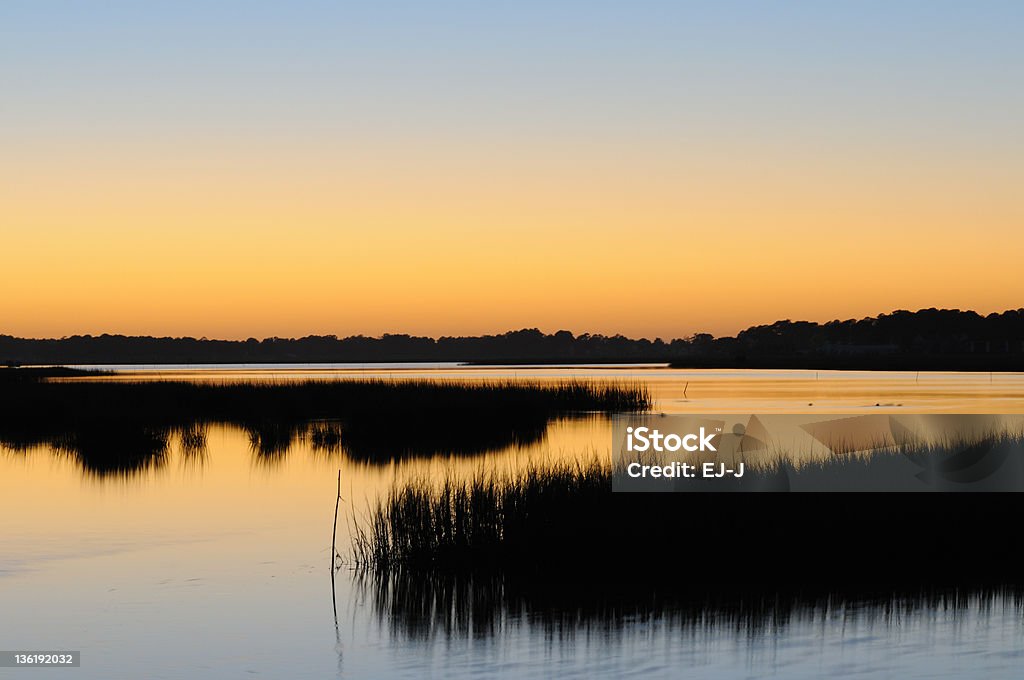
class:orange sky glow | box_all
[4,5,1021,340]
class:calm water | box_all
[2,366,1024,678]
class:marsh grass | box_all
[702,429,1024,492]
[352,460,610,571]
[0,377,650,425]
[352,439,1024,586]
[766,429,1024,470]
[0,376,649,476]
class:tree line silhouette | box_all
[2,307,1023,369]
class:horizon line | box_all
[4,306,1022,344]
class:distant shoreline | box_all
[6,358,1024,373]
[4,307,1023,370]
[468,357,1024,371]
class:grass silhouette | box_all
[0,375,649,476]
[352,449,1024,585]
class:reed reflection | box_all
[0,372,643,477]
[354,567,1024,645]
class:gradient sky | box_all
[3,1,1022,339]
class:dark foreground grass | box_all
[352,438,1024,640]
[353,461,610,571]
[0,375,649,475]
[352,456,1024,588]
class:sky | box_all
[3,1,1022,340]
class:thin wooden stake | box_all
[331,469,342,570]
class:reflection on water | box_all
[72,363,1024,413]
[1,373,637,476]
[2,366,1024,678]
[0,415,566,478]
[353,580,1024,679]
[358,566,1023,644]
[9,366,1024,479]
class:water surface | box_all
[2,365,1023,678]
